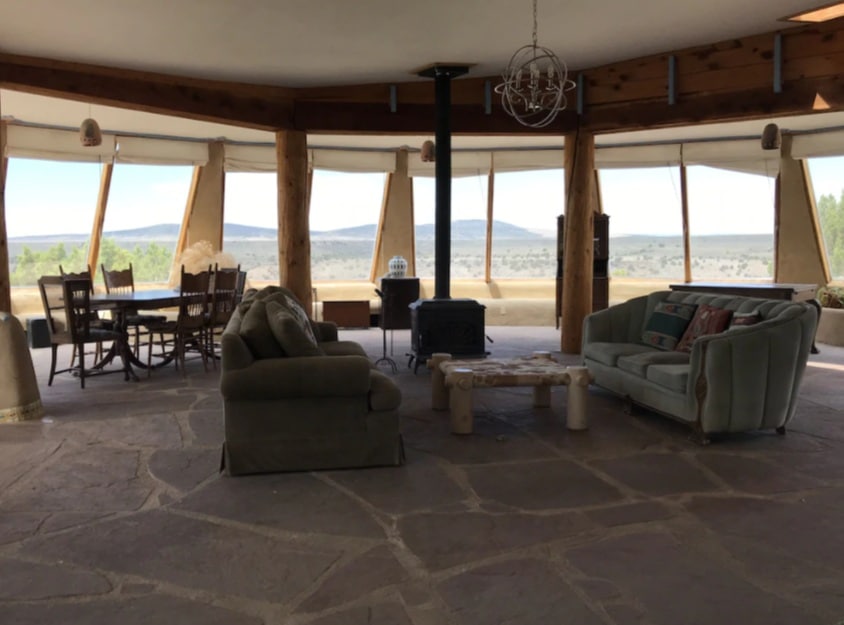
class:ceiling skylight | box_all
[783,1,844,22]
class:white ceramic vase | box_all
[388,255,408,278]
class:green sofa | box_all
[582,290,818,442]
[220,286,403,475]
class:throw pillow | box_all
[266,301,324,357]
[730,311,763,328]
[282,294,319,346]
[238,299,286,359]
[641,301,698,351]
[675,304,733,352]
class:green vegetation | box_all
[10,238,173,286]
[817,192,844,278]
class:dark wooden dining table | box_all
[91,289,184,374]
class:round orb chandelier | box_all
[495,0,575,128]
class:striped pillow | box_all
[641,302,698,351]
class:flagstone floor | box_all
[2,326,843,625]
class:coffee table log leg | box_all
[533,385,551,407]
[566,366,592,431]
[428,353,452,411]
[448,368,474,435]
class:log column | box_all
[561,130,596,354]
[87,162,114,280]
[276,129,312,315]
[0,118,9,313]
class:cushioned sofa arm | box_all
[686,305,817,432]
[311,321,338,343]
[221,355,373,401]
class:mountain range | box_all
[10,219,553,242]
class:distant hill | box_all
[9,219,551,242]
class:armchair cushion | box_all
[369,369,402,411]
[641,301,697,350]
[266,301,324,357]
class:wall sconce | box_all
[80,118,103,147]
[421,140,436,162]
[761,123,782,151]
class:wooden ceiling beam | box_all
[1,18,844,136]
[0,52,295,130]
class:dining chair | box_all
[101,263,167,357]
[58,264,110,366]
[146,266,212,376]
[235,269,248,303]
[37,276,130,388]
[206,264,240,366]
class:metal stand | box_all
[374,326,398,372]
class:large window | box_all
[807,156,844,281]
[492,169,563,278]
[6,158,101,286]
[310,170,385,280]
[599,167,684,281]
[223,172,278,281]
[103,164,193,283]
[413,174,488,278]
[686,166,775,281]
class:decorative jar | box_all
[388,255,408,278]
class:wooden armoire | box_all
[555,213,610,328]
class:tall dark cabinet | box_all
[555,213,610,328]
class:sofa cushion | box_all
[266,301,324,357]
[641,301,698,351]
[369,370,402,411]
[646,363,690,394]
[617,350,691,377]
[239,299,286,359]
[675,304,733,352]
[583,342,656,367]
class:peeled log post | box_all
[276,130,313,315]
[561,130,596,354]
[0,119,9,314]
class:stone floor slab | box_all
[694,452,824,494]
[148,448,221,492]
[0,594,262,625]
[464,458,624,510]
[304,602,413,625]
[437,558,605,625]
[324,452,468,515]
[0,557,112,599]
[591,452,721,496]
[176,472,385,538]
[22,509,343,603]
[398,510,589,571]
[295,545,410,613]
[566,530,827,625]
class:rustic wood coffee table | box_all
[427,352,592,434]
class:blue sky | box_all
[5,156,843,238]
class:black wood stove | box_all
[409,298,486,371]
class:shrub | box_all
[817,286,844,308]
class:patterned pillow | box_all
[729,311,763,328]
[282,294,319,346]
[266,301,324,357]
[675,304,733,352]
[641,302,698,351]
[238,299,286,359]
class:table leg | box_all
[428,352,452,411]
[448,367,474,435]
[533,385,551,407]
[566,366,592,431]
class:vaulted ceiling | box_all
[1,0,843,148]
